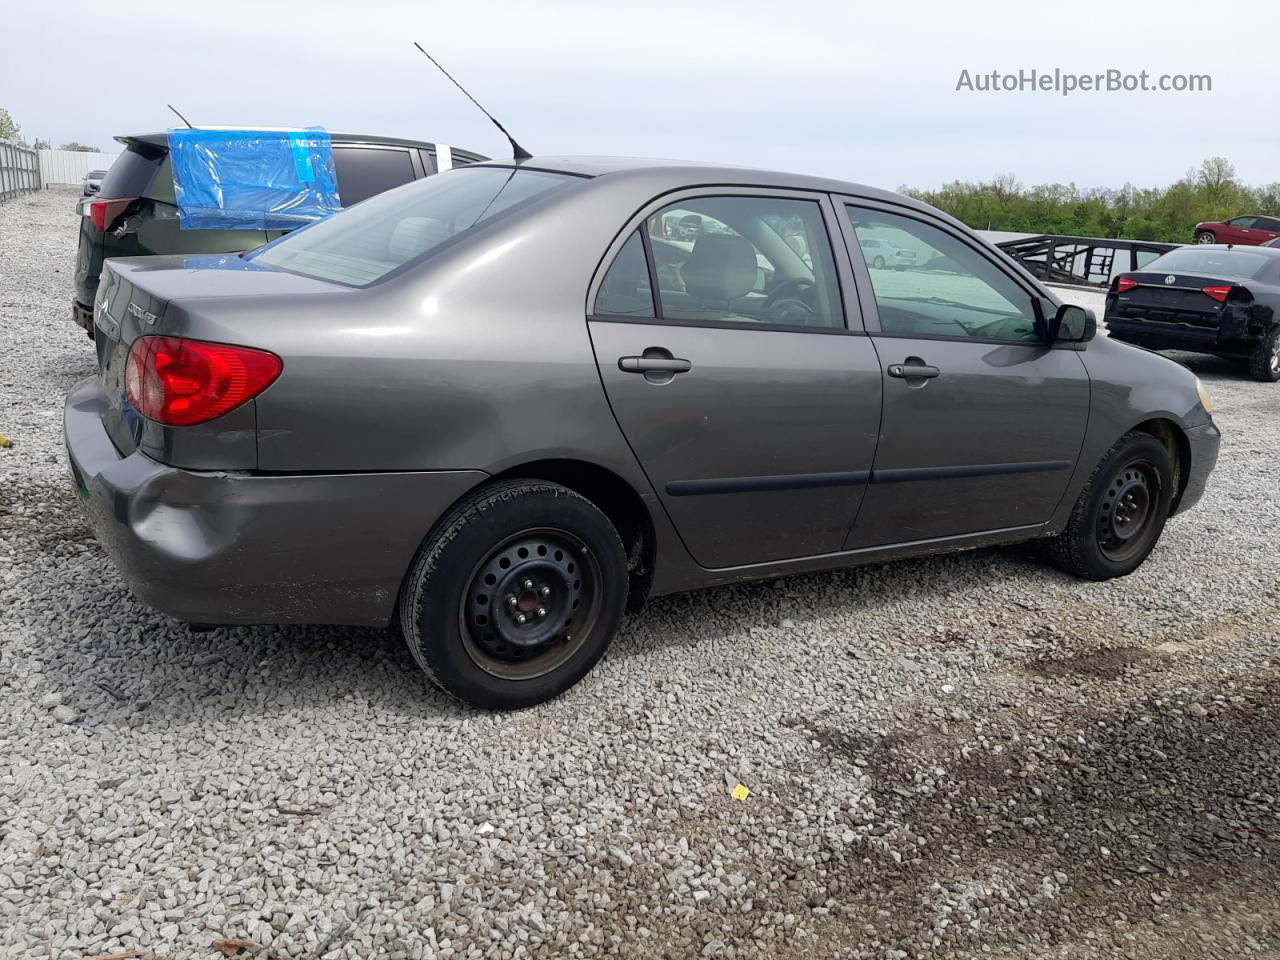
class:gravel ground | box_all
[2,188,1277,960]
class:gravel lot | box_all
[2,188,1277,960]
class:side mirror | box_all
[1050,304,1097,344]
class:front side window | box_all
[846,206,1038,342]
[248,167,574,286]
[641,196,844,329]
[1228,216,1259,228]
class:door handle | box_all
[887,362,940,379]
[618,356,692,374]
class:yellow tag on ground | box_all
[730,783,751,801]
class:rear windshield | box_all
[1147,248,1276,281]
[248,167,575,286]
[98,143,166,199]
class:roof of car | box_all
[116,130,487,161]
[469,155,932,214]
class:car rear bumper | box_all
[63,377,486,627]
[1106,317,1261,357]
[1173,420,1221,516]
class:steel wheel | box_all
[460,527,603,681]
[1096,459,1160,563]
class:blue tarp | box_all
[168,128,341,230]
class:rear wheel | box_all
[872,256,886,269]
[1247,328,1280,382]
[399,480,627,709]
[1047,431,1175,581]
[1195,231,1216,244]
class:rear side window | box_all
[98,143,165,199]
[333,147,416,206]
[594,232,654,317]
[632,195,844,329]
[248,167,574,286]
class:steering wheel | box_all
[765,277,816,324]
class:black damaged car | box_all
[1106,245,1280,382]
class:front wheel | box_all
[1195,231,1216,244]
[399,480,628,709]
[1047,431,1175,581]
[872,256,886,269]
[1247,328,1280,382]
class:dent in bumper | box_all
[64,378,487,626]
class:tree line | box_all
[905,158,1279,243]
[0,107,100,152]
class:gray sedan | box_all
[64,157,1221,709]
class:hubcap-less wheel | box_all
[1271,340,1280,374]
[462,528,601,681]
[1096,461,1158,563]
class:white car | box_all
[859,236,916,269]
[81,169,107,197]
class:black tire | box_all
[1195,230,1216,244]
[1247,328,1280,382]
[398,479,627,710]
[872,256,886,269]
[1047,431,1175,581]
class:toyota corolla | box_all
[64,157,1221,709]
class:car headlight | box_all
[1196,377,1214,415]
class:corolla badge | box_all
[127,302,158,324]
[1165,275,1177,285]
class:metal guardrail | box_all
[996,234,1179,288]
[0,140,42,203]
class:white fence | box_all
[38,148,120,186]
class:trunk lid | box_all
[1107,271,1245,328]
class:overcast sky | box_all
[6,0,1277,192]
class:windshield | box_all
[1147,248,1275,281]
[248,167,576,286]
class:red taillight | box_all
[125,336,282,426]
[86,196,137,232]
[1115,276,1139,293]
[1202,285,1232,303]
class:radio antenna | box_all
[167,104,194,129]
[412,42,531,160]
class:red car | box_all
[1193,215,1280,246]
